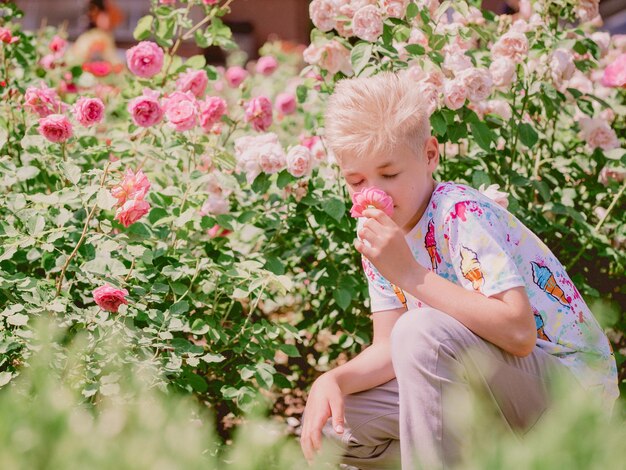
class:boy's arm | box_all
[300,307,404,461]
[356,207,537,357]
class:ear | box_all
[425,136,439,170]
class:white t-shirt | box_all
[360,181,619,404]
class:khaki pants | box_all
[322,308,582,470]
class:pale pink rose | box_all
[286,145,313,177]
[443,78,467,110]
[418,82,440,115]
[176,69,208,97]
[244,96,273,132]
[275,92,296,116]
[39,54,56,70]
[353,5,383,42]
[200,195,230,215]
[381,0,409,18]
[207,224,232,238]
[0,27,19,44]
[49,35,67,54]
[478,184,509,209]
[299,134,326,162]
[578,117,619,151]
[206,171,233,197]
[443,50,472,76]
[203,0,219,4]
[115,199,150,227]
[110,168,151,206]
[550,48,576,85]
[598,166,626,186]
[256,55,279,76]
[163,91,197,132]
[613,34,626,52]
[199,96,227,132]
[126,41,164,78]
[510,19,530,33]
[350,187,394,218]
[567,70,594,94]
[73,97,105,127]
[309,0,338,32]
[93,284,129,313]
[483,99,512,120]
[127,89,164,127]
[576,0,599,23]
[492,31,528,63]
[451,6,484,25]
[303,40,352,75]
[259,143,287,174]
[225,66,248,87]
[234,133,285,182]
[24,83,67,117]
[459,67,493,103]
[591,31,610,58]
[602,53,626,88]
[38,114,73,143]
[489,58,516,87]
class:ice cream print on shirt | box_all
[424,219,441,271]
[459,246,485,291]
[530,261,571,309]
[359,182,618,404]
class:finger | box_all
[300,432,314,462]
[329,398,345,434]
[362,216,385,232]
[357,225,378,241]
[362,207,392,223]
[354,238,375,260]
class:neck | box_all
[402,179,437,234]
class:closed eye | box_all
[351,180,364,186]
[383,174,399,179]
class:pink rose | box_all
[93,284,129,313]
[49,35,67,54]
[256,56,279,76]
[110,168,151,206]
[286,145,313,177]
[127,89,164,127]
[418,81,440,116]
[576,0,599,23]
[353,5,383,42]
[443,50,472,76]
[350,187,394,218]
[602,53,626,88]
[478,184,509,209]
[126,41,164,78]
[244,96,273,132]
[443,78,467,110]
[381,0,409,18]
[309,0,338,32]
[40,54,56,70]
[203,0,219,4]
[225,66,248,88]
[492,31,528,63]
[163,91,197,132]
[200,195,230,216]
[591,32,610,58]
[234,133,284,182]
[275,92,296,116]
[73,97,105,127]
[598,166,626,186]
[489,58,516,87]
[199,96,227,132]
[24,83,67,117]
[115,199,151,227]
[578,117,619,151]
[459,67,493,102]
[0,27,19,44]
[207,224,232,238]
[176,69,208,97]
[38,114,73,143]
[303,40,352,75]
[550,48,575,85]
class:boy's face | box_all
[339,136,439,233]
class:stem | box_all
[55,161,112,296]
[566,180,626,271]
[231,280,268,343]
[61,142,67,161]
[510,78,530,169]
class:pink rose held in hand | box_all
[73,97,105,127]
[126,41,164,78]
[350,187,394,218]
[38,114,73,142]
[93,284,129,313]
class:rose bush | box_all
[0,0,624,438]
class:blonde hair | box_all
[324,72,431,162]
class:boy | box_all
[299,73,619,470]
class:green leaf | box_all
[133,15,153,41]
[60,162,81,185]
[351,42,373,76]
[470,121,496,151]
[96,188,117,210]
[184,54,206,69]
[430,111,447,136]
[406,2,419,21]
[296,84,308,104]
[518,122,539,148]
[169,300,189,315]
[276,170,293,189]
[333,288,352,310]
[404,44,425,56]
[254,363,275,389]
[278,343,300,357]
[472,171,490,188]
[264,256,285,275]
[321,198,346,222]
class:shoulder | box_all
[430,181,507,224]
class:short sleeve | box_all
[361,256,405,313]
[443,199,526,297]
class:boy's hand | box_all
[355,208,421,287]
[300,373,345,463]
